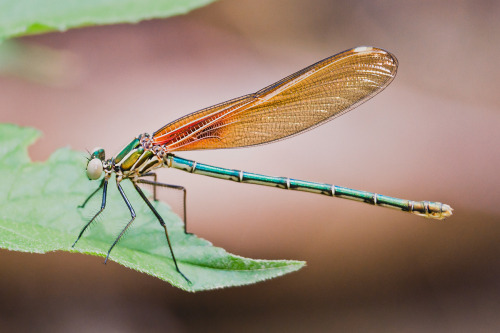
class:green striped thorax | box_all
[85,133,168,181]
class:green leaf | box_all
[0,0,217,40]
[0,124,304,291]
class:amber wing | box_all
[152,47,398,151]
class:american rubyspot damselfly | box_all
[73,46,453,284]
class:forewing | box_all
[152,47,398,151]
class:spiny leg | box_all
[78,178,105,209]
[139,172,158,200]
[134,183,191,284]
[137,178,190,234]
[104,179,136,264]
[73,178,109,247]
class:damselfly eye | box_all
[91,147,105,160]
[86,158,103,180]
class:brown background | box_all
[1,0,499,331]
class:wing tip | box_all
[352,46,375,53]
[351,46,399,71]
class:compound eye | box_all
[91,147,105,160]
[86,158,103,180]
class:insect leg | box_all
[138,172,158,200]
[104,179,136,264]
[78,178,105,208]
[137,178,190,234]
[134,183,191,284]
[73,178,108,247]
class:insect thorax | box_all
[112,133,168,179]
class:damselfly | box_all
[74,46,452,284]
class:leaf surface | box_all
[0,0,217,40]
[0,124,304,291]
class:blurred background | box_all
[1,0,499,331]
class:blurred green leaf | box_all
[0,0,217,40]
[0,41,81,85]
[0,124,304,291]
